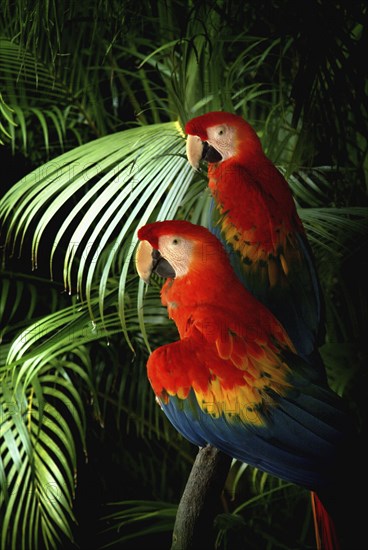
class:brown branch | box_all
[171,444,232,550]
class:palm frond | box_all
[0,361,86,550]
[0,38,79,154]
[0,92,16,144]
[100,500,177,548]
[299,206,368,257]
[0,270,193,548]
[0,121,192,346]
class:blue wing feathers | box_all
[162,378,349,493]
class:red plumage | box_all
[185,110,324,370]
[136,219,364,550]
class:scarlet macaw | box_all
[185,112,323,364]
[136,220,361,550]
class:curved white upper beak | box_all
[135,240,154,284]
[186,134,204,170]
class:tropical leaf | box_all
[0,1,139,156]
[0,91,16,144]
[0,271,64,344]
[99,500,177,548]
[0,360,86,550]
[0,274,89,549]
[0,121,193,348]
[0,269,193,549]
[0,37,80,155]
[215,479,311,550]
[299,206,368,257]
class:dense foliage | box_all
[1,1,367,548]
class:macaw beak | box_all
[186,134,222,170]
[135,240,176,284]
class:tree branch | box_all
[171,444,232,550]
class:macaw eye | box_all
[172,238,180,245]
[217,126,225,136]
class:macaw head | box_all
[135,220,229,284]
[185,111,262,170]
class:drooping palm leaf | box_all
[0,269,195,549]
[0,121,194,348]
[0,37,83,155]
[99,500,177,548]
[0,363,86,550]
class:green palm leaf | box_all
[0,37,77,153]
[100,500,177,548]
[0,121,193,346]
[0,365,86,550]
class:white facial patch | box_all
[158,235,194,278]
[206,124,236,161]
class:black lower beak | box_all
[152,249,176,279]
[201,141,223,163]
